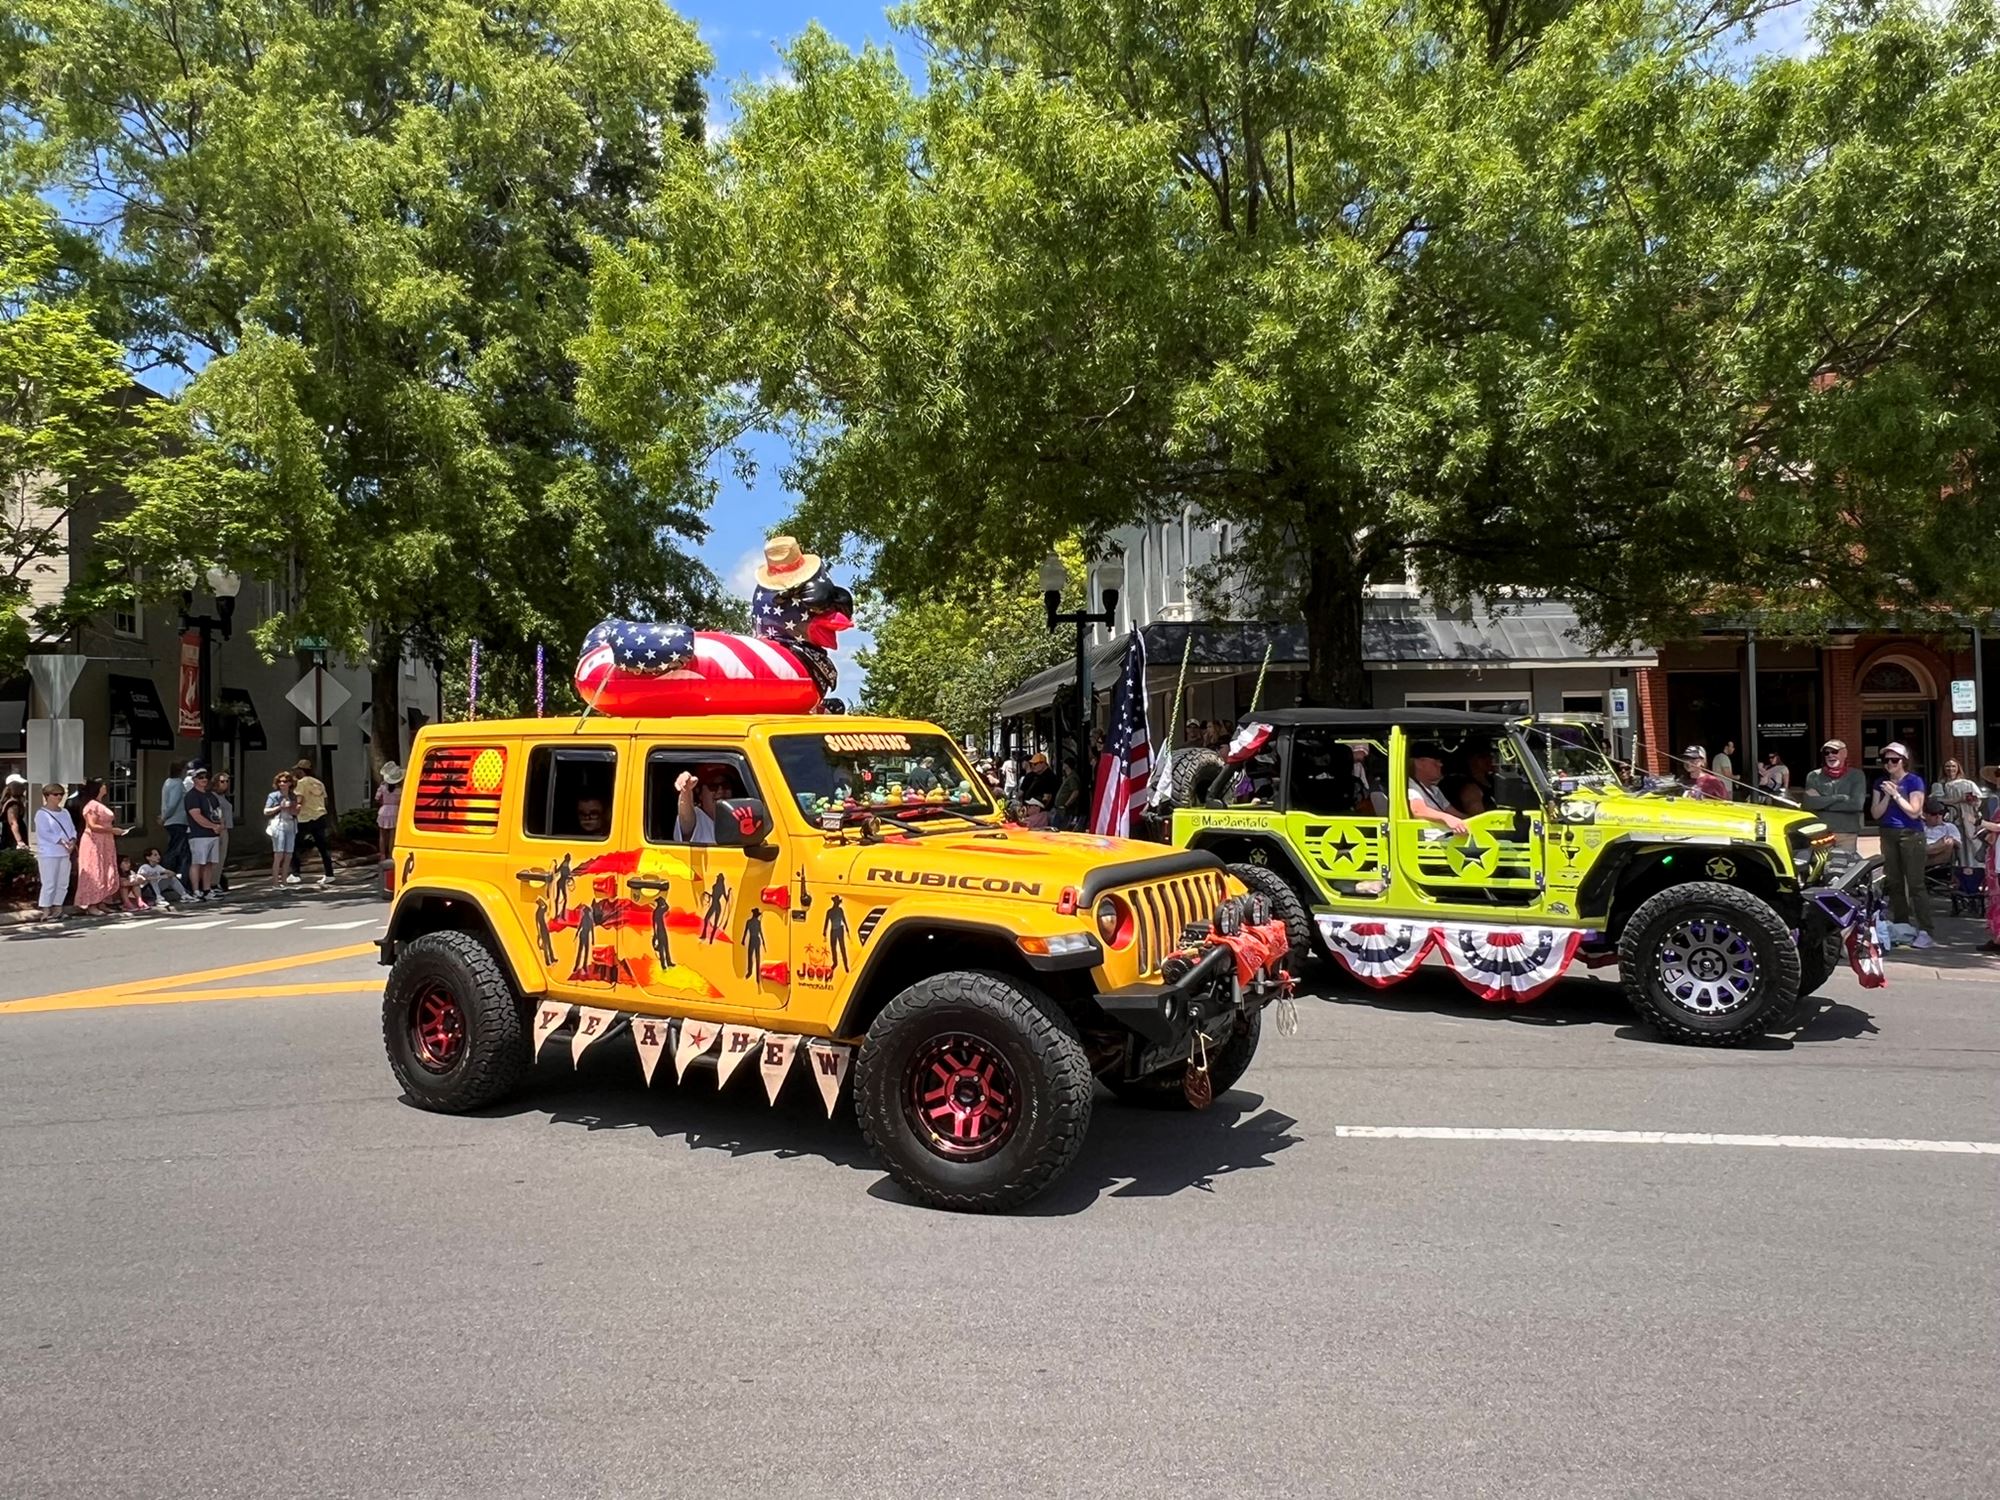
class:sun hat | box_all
[753,535,823,591]
[380,762,405,786]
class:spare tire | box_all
[1226,861,1314,974]
[1171,748,1228,807]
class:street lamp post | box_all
[180,567,241,768]
[1041,553,1123,784]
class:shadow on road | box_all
[1305,964,1877,1050]
[476,1038,1302,1214]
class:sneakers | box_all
[317,874,334,888]
[284,874,301,886]
[1912,931,1935,950]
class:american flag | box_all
[1089,633,1151,836]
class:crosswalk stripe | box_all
[231,919,302,930]
[306,919,381,930]
[167,919,231,930]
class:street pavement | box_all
[2,898,1996,1500]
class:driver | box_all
[1407,742,1470,836]
[674,764,736,844]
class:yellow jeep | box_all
[379,715,1288,1210]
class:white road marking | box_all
[165,919,232,930]
[1333,1125,2000,1156]
[231,919,302,930]
[306,920,380,930]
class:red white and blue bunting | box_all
[1316,917,1585,1003]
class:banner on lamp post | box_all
[177,631,203,737]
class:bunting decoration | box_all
[760,1033,802,1103]
[570,1006,620,1067]
[805,1040,853,1118]
[674,1019,719,1081]
[530,1001,574,1059]
[632,1016,671,1085]
[716,1025,764,1087]
[1315,916,1589,1004]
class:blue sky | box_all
[687,2,903,698]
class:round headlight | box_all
[1096,895,1132,947]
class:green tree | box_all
[0,193,161,676]
[4,0,732,758]
[857,546,1083,738]
[586,0,2000,704]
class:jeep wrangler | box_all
[380,716,1292,1211]
[1170,709,1870,1045]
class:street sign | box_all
[1949,679,1976,713]
[1952,717,1977,738]
[286,666,351,725]
[1608,687,1631,728]
[296,636,330,652]
[298,726,341,747]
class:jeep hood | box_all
[1581,789,1817,843]
[823,827,1225,903]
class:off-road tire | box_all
[854,970,1093,1212]
[384,931,531,1112]
[1226,861,1314,974]
[1172,748,1228,807]
[1617,881,1799,1046]
[1106,1005,1263,1109]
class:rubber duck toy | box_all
[574,536,854,716]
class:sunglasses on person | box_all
[1882,755,1905,764]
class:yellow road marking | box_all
[0,943,380,1016]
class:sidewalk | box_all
[1879,913,1998,984]
[2,857,387,929]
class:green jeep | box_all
[1169,709,1866,1045]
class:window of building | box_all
[522,746,616,841]
[106,714,140,826]
[1162,516,1185,605]
[1404,694,1532,717]
[113,592,142,639]
[1858,659,1926,697]
[1561,692,1603,715]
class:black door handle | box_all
[516,868,551,885]
[627,877,671,895]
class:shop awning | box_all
[994,602,1654,716]
[106,674,174,750]
[219,687,268,751]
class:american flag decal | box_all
[414,746,506,833]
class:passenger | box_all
[575,795,609,838]
[674,764,733,844]
[1448,741,1497,816]
[1407,742,1470,836]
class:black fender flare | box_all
[1179,829,1323,908]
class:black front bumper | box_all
[1094,944,1245,1048]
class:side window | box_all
[1289,726,1391,816]
[643,751,754,844]
[522,746,617,841]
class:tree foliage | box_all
[0,192,163,676]
[857,544,1083,739]
[585,0,2000,705]
[3,0,732,750]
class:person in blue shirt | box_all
[1871,742,1934,948]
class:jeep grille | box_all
[1122,870,1231,976]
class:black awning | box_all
[219,687,268,751]
[107,674,174,750]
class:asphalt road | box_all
[3,899,1996,1499]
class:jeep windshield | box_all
[770,729,998,829]
[1517,719,1621,786]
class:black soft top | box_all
[1243,707,1517,730]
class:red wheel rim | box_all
[904,1032,1018,1161]
[410,983,467,1073]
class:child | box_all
[118,855,149,912]
[135,847,193,908]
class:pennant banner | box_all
[805,1040,853,1119]
[760,1032,801,1104]
[571,1006,620,1067]
[631,1016,672,1085]
[674,1019,719,1081]
[716,1025,764,1087]
[530,1001,574,1059]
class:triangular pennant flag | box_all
[716,1024,764,1087]
[673,1019,719,1081]
[530,1001,574,1060]
[570,1006,620,1068]
[759,1032,801,1104]
[804,1040,853,1118]
[631,1016,672,1086]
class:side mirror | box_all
[713,797,774,850]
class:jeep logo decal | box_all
[864,869,1042,895]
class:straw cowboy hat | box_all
[380,762,406,786]
[753,536,823,591]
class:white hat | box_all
[1683,745,1707,761]
[1882,741,1911,761]
[4,772,25,786]
[380,762,406,786]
